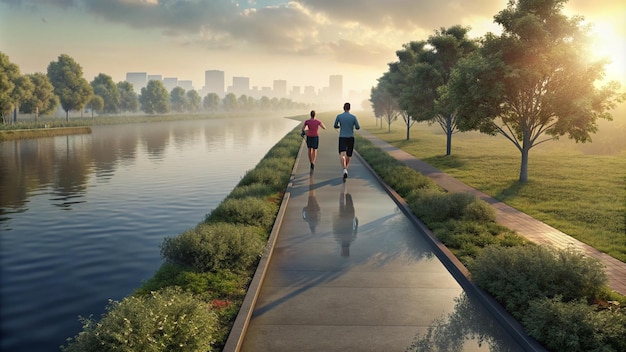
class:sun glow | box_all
[589,22,626,86]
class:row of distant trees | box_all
[370,0,625,182]
[0,52,308,123]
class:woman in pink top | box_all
[301,110,326,170]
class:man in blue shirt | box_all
[333,102,360,180]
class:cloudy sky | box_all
[1,0,624,97]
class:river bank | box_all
[0,126,92,141]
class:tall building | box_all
[163,77,178,92]
[230,76,250,96]
[178,80,193,91]
[273,79,287,98]
[329,75,343,103]
[147,74,162,82]
[125,72,147,94]
[204,70,225,96]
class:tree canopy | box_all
[447,0,624,182]
[21,72,58,119]
[117,81,139,113]
[0,52,21,121]
[139,80,169,114]
[47,54,93,120]
[91,73,120,114]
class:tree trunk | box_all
[519,149,529,183]
[406,125,410,140]
[519,130,532,182]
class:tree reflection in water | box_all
[407,292,519,352]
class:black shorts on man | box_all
[338,137,355,156]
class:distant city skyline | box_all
[126,69,364,106]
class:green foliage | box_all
[0,51,21,118]
[170,86,187,113]
[161,222,265,273]
[47,54,93,119]
[61,287,217,352]
[140,80,170,114]
[21,72,58,117]
[137,263,246,302]
[237,166,290,192]
[409,189,489,223]
[446,0,626,182]
[91,73,121,114]
[523,297,626,352]
[186,90,201,112]
[227,183,276,200]
[469,245,608,319]
[117,81,139,113]
[205,197,278,230]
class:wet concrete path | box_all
[225,130,543,351]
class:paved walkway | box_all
[358,130,626,297]
[225,130,545,351]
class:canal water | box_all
[0,116,300,351]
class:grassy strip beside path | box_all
[360,112,626,263]
[0,126,92,141]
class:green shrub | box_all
[61,287,217,352]
[469,245,608,319]
[384,165,433,197]
[161,222,265,273]
[462,200,496,222]
[205,197,278,229]
[227,183,276,200]
[523,296,626,352]
[238,167,289,191]
[137,264,247,301]
[409,190,473,223]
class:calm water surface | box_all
[0,116,299,351]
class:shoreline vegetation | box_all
[0,126,92,141]
[7,112,624,351]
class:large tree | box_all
[447,0,624,182]
[87,95,104,119]
[0,52,21,122]
[405,26,478,155]
[203,92,220,111]
[21,73,58,120]
[139,80,169,114]
[47,54,93,121]
[370,83,399,133]
[222,93,237,111]
[186,89,201,112]
[117,81,139,113]
[170,87,187,112]
[10,75,34,123]
[375,41,428,139]
[91,73,120,114]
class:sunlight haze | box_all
[1,0,624,99]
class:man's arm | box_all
[333,116,340,129]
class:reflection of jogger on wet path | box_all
[333,183,358,257]
[302,173,321,233]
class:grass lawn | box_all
[353,110,626,263]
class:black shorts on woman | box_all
[306,136,320,149]
[338,137,355,156]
